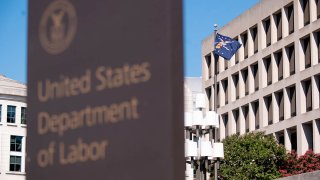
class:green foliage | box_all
[218,132,287,180]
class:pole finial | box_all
[214,24,218,31]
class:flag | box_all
[214,33,241,60]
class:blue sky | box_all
[0,0,259,83]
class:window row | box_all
[0,105,27,124]
[275,119,320,154]
[204,0,320,80]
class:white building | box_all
[0,75,26,180]
[202,0,320,155]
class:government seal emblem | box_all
[39,0,77,55]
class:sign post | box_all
[27,0,184,179]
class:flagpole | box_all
[213,24,219,180]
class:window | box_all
[222,79,228,104]
[250,26,258,53]
[317,0,320,18]
[301,36,311,68]
[205,87,212,111]
[274,11,282,40]
[252,63,259,91]
[252,101,259,129]
[241,31,248,59]
[301,0,310,25]
[264,18,271,47]
[217,82,220,108]
[234,37,240,64]
[242,68,249,95]
[286,44,295,75]
[223,113,229,137]
[10,135,22,152]
[21,107,27,124]
[265,95,273,125]
[232,73,240,99]
[0,104,1,122]
[7,105,16,123]
[205,54,212,78]
[10,156,21,172]
[243,105,249,132]
[233,109,240,135]
[286,4,294,34]
[276,90,284,121]
[316,31,320,63]
[275,50,283,80]
[264,57,272,85]
[288,85,297,117]
[302,79,312,112]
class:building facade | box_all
[0,75,26,180]
[202,0,320,155]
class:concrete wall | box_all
[277,170,320,180]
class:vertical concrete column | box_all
[219,56,223,73]
[311,32,318,66]
[211,85,215,111]
[298,81,306,115]
[230,51,236,66]
[239,70,245,98]
[297,124,305,155]
[284,87,291,120]
[272,92,279,124]
[313,119,320,153]
[230,76,235,102]
[238,35,244,62]
[295,0,304,29]
[310,0,317,22]
[312,76,319,109]
[248,65,254,94]
[284,128,292,152]
[203,56,209,81]
[282,7,289,38]
[271,14,277,44]
[283,47,290,79]
[219,115,225,140]
[239,107,245,135]
[248,29,254,57]
[229,111,236,135]
[261,97,268,128]
[249,103,255,132]
[259,21,266,50]
[271,53,278,84]
[260,58,268,88]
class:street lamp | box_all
[184,93,224,180]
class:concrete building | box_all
[202,0,320,155]
[0,75,26,180]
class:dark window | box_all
[234,37,239,64]
[251,26,258,53]
[222,79,228,105]
[21,107,27,124]
[303,79,312,112]
[253,101,259,129]
[301,0,310,25]
[287,45,295,75]
[264,18,271,47]
[205,54,212,78]
[302,36,311,68]
[242,32,248,59]
[288,86,297,117]
[242,68,249,95]
[10,156,21,172]
[7,105,16,123]
[264,57,272,85]
[275,51,283,80]
[316,32,320,63]
[233,109,240,134]
[243,105,249,132]
[275,11,282,40]
[265,95,273,125]
[317,0,320,18]
[233,73,240,99]
[286,4,294,34]
[206,87,212,110]
[10,136,22,152]
[223,113,229,137]
[225,59,228,70]
[276,91,284,121]
[291,131,297,151]
[252,63,259,91]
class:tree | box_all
[218,132,287,179]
